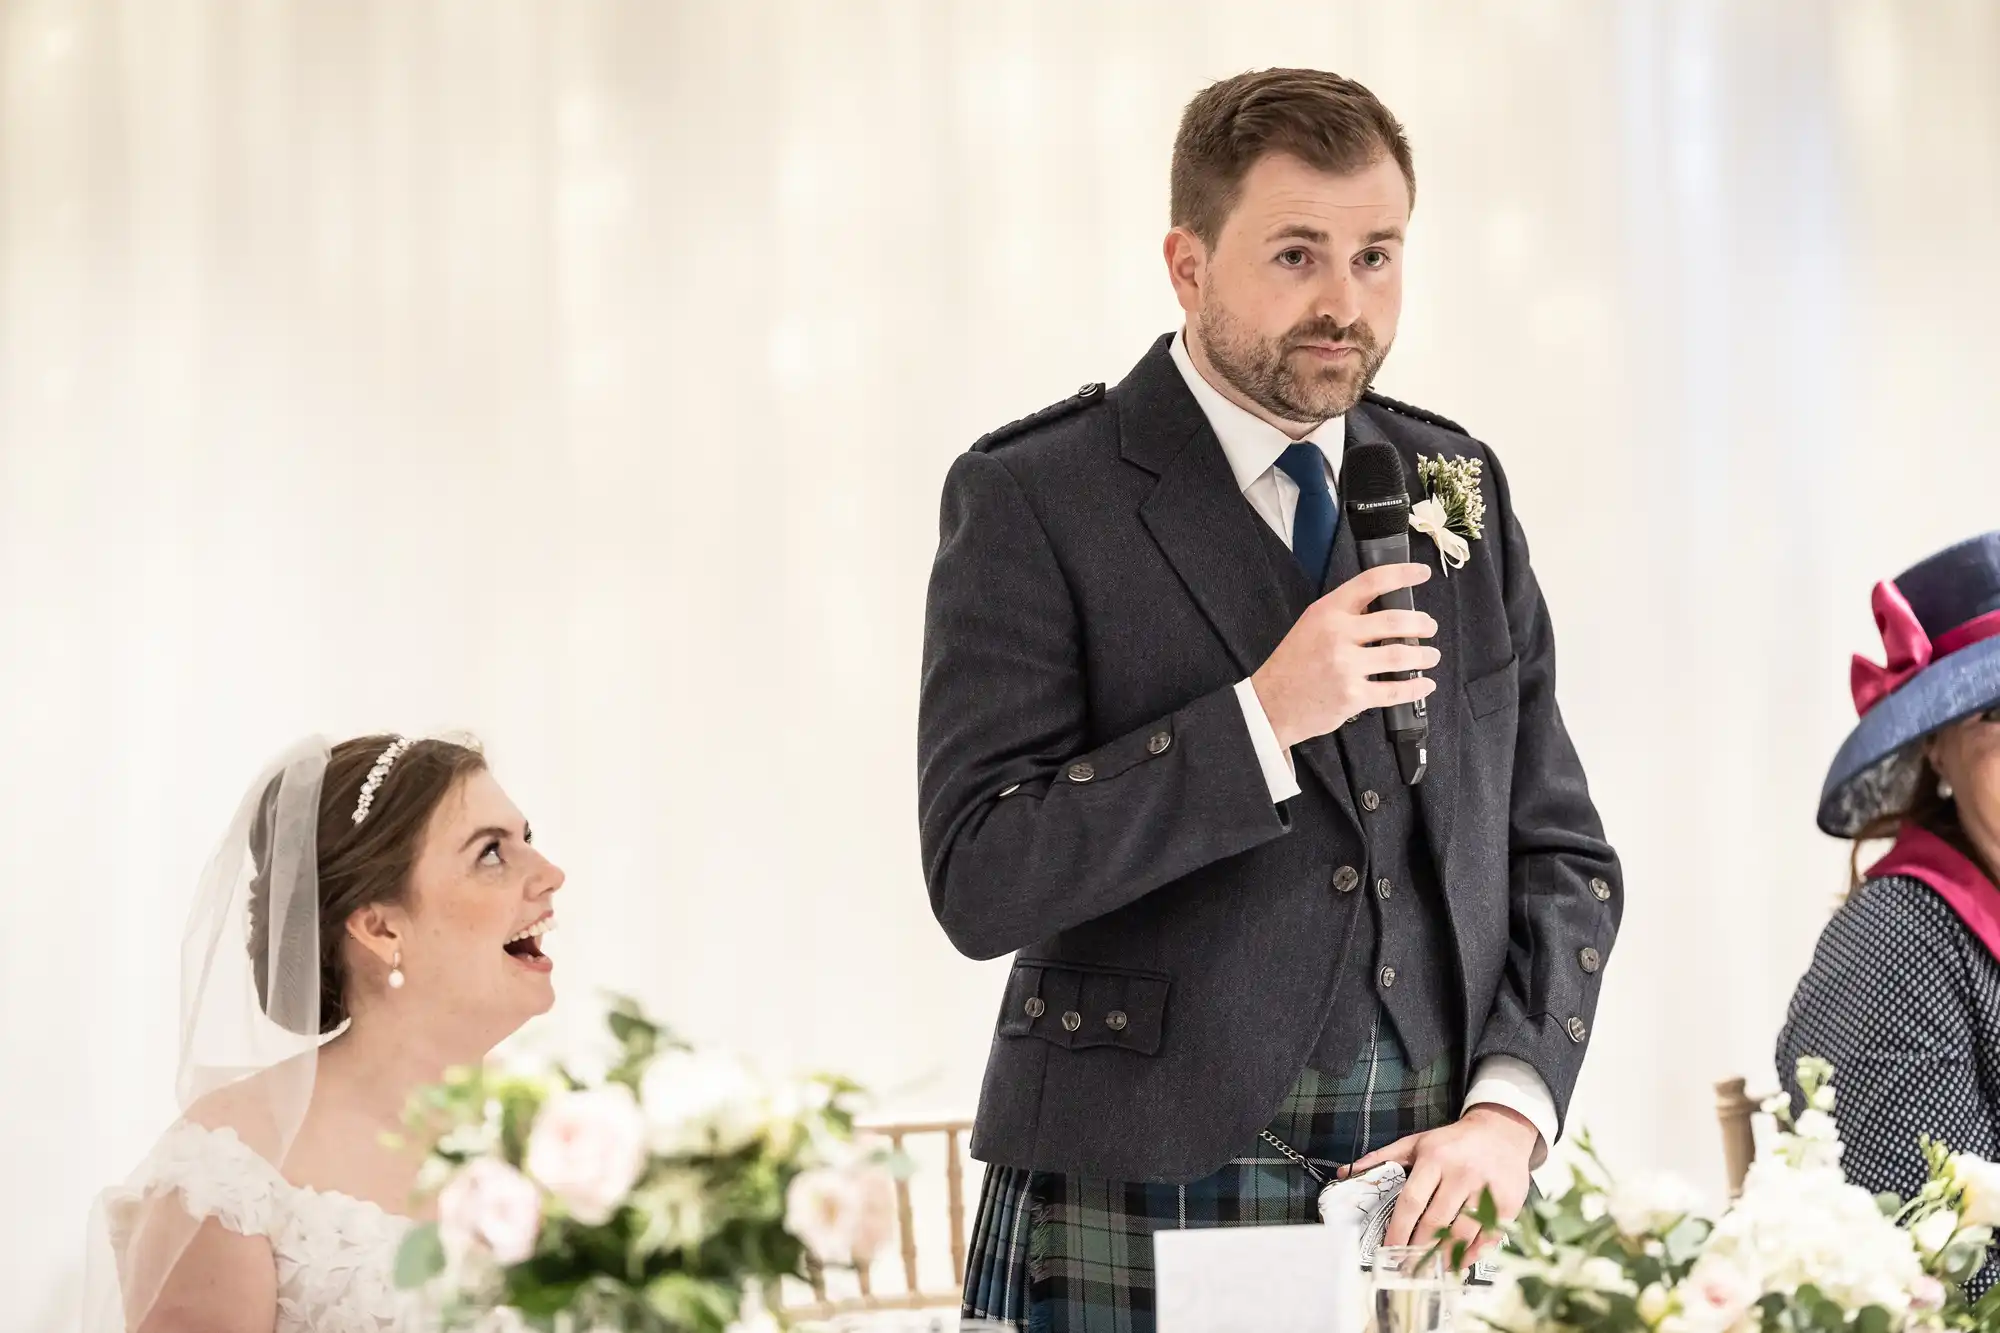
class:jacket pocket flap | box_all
[997,958,1170,1055]
[1464,657,1520,720]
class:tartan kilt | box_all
[961,1019,1457,1333]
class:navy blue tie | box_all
[1275,441,1336,586]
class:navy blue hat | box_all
[1820,531,2000,836]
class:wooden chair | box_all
[1714,1077,1774,1198]
[787,1118,976,1322]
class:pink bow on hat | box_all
[1851,579,2000,716]
[1850,581,1932,717]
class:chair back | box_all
[787,1118,975,1320]
[1714,1077,1769,1199]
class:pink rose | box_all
[1676,1256,1760,1333]
[784,1164,899,1266]
[438,1159,543,1266]
[525,1084,649,1225]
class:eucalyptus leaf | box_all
[643,1272,739,1333]
[506,1275,586,1317]
[392,1224,447,1290]
[1942,1237,1985,1284]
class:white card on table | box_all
[1153,1218,1362,1333]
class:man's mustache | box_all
[1284,318,1380,354]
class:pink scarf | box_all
[1867,824,2000,960]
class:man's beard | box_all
[1197,305,1390,424]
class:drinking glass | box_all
[1368,1244,1457,1332]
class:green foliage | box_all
[391,995,884,1331]
[1465,1058,2000,1333]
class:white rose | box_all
[642,1166,714,1251]
[784,1164,899,1266]
[1469,1271,1535,1331]
[438,1159,544,1266]
[492,1006,622,1087]
[1714,1160,1921,1317]
[1581,1256,1638,1295]
[1608,1173,1706,1238]
[1793,1109,1838,1142]
[755,1076,836,1153]
[1911,1274,1947,1310]
[639,1050,766,1156]
[524,1084,649,1225]
[1912,1208,1959,1256]
[1638,1282,1671,1325]
[437,1110,502,1160]
[1952,1153,2000,1228]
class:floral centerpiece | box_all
[1465,1058,2000,1333]
[390,995,904,1333]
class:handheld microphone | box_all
[1341,441,1429,785]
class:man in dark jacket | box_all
[920,67,1623,1333]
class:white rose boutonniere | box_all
[1410,454,1485,574]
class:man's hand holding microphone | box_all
[1249,562,1439,751]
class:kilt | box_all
[961,1016,1457,1333]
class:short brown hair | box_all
[1171,68,1415,247]
[248,734,488,1033]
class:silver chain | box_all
[1258,1129,1329,1185]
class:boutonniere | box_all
[1410,454,1486,574]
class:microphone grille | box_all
[1342,441,1411,541]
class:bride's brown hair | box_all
[247,734,486,1034]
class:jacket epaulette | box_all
[1362,390,1470,438]
[972,382,1107,453]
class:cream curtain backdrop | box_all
[4,0,1999,1325]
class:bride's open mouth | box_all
[503,912,556,972]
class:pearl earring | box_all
[388,949,405,990]
[1940,777,1956,801]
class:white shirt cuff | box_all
[1465,1056,1556,1168]
[1233,678,1301,804]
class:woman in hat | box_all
[1778,532,2000,1281]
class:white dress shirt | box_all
[1167,329,1557,1159]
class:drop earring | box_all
[388,949,405,990]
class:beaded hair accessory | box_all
[351,737,414,825]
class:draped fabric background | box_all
[4,1,1998,1323]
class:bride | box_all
[86,734,567,1332]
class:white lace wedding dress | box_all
[109,1120,420,1332]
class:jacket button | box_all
[1579,947,1602,973]
[1589,877,1612,901]
[1067,762,1095,783]
[1024,997,1045,1019]
[1379,965,1398,990]
[1376,878,1393,900]
[1332,865,1360,894]
[1566,1016,1588,1043]
[1061,1010,1082,1032]
[1105,1010,1128,1031]
[1147,730,1172,755]
[1361,790,1382,812]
